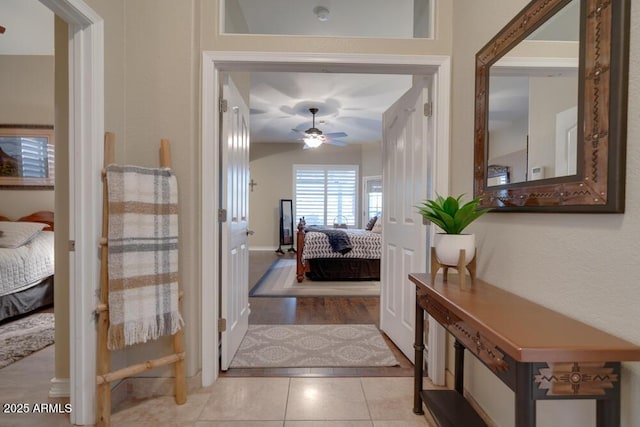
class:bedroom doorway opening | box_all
[201,52,450,387]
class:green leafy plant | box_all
[416,194,492,234]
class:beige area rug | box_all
[230,324,399,368]
[249,258,380,297]
[0,312,54,369]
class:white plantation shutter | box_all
[19,137,51,178]
[294,164,358,227]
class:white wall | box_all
[248,142,380,249]
[528,75,577,178]
[452,1,640,426]
[0,55,55,218]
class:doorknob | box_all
[246,230,255,236]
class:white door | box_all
[220,75,251,370]
[380,80,428,363]
[555,105,578,176]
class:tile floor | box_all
[0,345,440,426]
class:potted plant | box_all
[416,194,491,266]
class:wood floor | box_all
[220,251,415,378]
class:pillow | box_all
[0,221,48,248]
[371,216,383,233]
[365,216,378,231]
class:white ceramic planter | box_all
[434,233,475,266]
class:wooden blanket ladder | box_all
[96,132,186,426]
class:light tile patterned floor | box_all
[0,345,439,426]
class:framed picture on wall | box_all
[0,125,54,189]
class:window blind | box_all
[294,165,358,227]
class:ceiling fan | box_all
[295,107,347,148]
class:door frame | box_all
[39,0,104,424]
[362,175,382,229]
[201,51,450,387]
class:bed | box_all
[295,216,382,282]
[0,211,54,322]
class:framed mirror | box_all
[276,199,295,254]
[474,0,630,212]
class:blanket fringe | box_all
[107,312,184,351]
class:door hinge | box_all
[218,208,227,222]
[218,318,227,333]
[423,102,433,117]
[219,98,228,113]
[69,240,76,251]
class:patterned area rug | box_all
[0,312,55,369]
[250,258,380,297]
[230,324,398,368]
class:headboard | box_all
[0,211,54,231]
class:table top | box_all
[409,273,640,363]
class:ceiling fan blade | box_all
[325,139,347,147]
[324,132,348,138]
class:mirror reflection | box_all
[487,0,579,186]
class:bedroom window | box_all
[294,164,358,227]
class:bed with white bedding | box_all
[295,217,382,282]
[0,212,54,322]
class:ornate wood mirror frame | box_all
[474,0,630,212]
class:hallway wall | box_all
[450,1,640,426]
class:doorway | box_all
[201,52,451,387]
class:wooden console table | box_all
[409,273,640,427]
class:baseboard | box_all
[113,372,204,403]
[49,377,70,398]
[464,388,497,427]
[250,246,279,252]
[440,370,496,427]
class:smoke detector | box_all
[313,6,330,22]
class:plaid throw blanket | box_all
[106,165,183,350]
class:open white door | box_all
[219,75,251,370]
[555,105,578,177]
[380,80,428,363]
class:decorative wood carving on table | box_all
[410,272,640,427]
[534,362,619,396]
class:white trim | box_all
[201,53,220,386]
[427,58,450,387]
[201,51,450,388]
[48,377,71,398]
[493,56,578,70]
[249,246,280,252]
[38,0,104,424]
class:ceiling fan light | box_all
[304,135,323,148]
[305,127,322,136]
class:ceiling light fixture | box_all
[304,107,325,148]
[303,134,323,148]
[313,6,330,22]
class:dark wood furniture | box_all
[295,217,380,282]
[409,273,640,427]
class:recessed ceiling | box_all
[250,72,413,145]
[227,0,428,38]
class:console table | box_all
[409,273,640,427]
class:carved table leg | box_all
[413,298,425,414]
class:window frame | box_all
[293,164,359,228]
[0,125,54,189]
